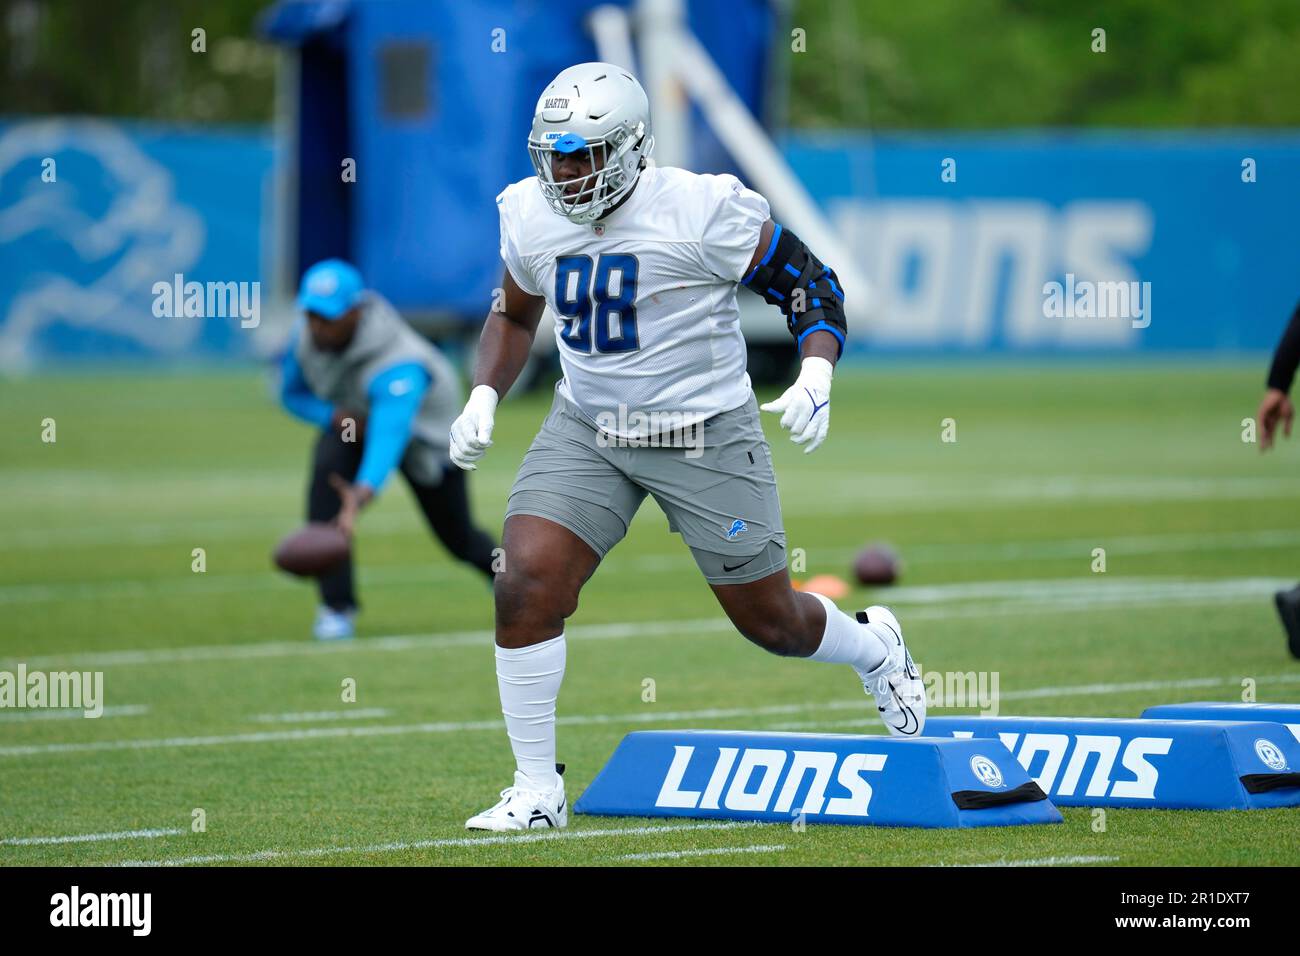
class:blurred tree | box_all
[2,0,1296,129]
[0,0,275,122]
[789,0,1300,128]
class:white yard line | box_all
[902,528,1300,563]
[761,674,1300,732]
[6,575,1293,670]
[0,720,499,757]
[787,529,1300,569]
[617,844,786,862]
[105,821,760,867]
[0,566,464,606]
[5,518,1300,604]
[1,617,728,669]
[0,705,148,723]
[788,476,1300,515]
[2,828,183,846]
[877,576,1294,606]
[0,512,426,550]
[8,518,1296,558]
[249,708,392,724]
[5,671,1298,759]
[997,674,1287,701]
[961,855,1120,867]
[6,475,1298,552]
[0,704,812,757]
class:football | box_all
[852,543,900,586]
[272,522,351,577]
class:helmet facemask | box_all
[528,122,652,225]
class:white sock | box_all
[495,633,566,791]
[807,593,889,676]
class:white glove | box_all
[760,356,833,454]
[449,385,499,471]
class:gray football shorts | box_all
[506,389,787,585]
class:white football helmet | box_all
[528,62,655,224]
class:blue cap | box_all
[297,259,364,319]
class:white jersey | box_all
[497,164,770,439]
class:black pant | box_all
[308,429,498,611]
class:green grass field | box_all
[2,362,1298,866]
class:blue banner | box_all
[785,131,1300,353]
[1141,702,1300,741]
[924,716,1300,809]
[0,118,272,368]
[6,118,1297,364]
[574,730,1062,828]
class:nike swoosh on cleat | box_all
[888,709,919,735]
[882,690,920,735]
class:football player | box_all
[280,259,499,640]
[450,64,925,830]
[1256,298,1299,656]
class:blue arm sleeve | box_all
[279,348,334,430]
[356,362,432,493]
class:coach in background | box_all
[1256,299,1299,657]
[279,259,498,640]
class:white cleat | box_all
[855,605,926,737]
[313,605,355,641]
[465,766,567,832]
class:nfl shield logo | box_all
[593,223,605,237]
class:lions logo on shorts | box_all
[724,519,747,540]
[969,754,1005,789]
